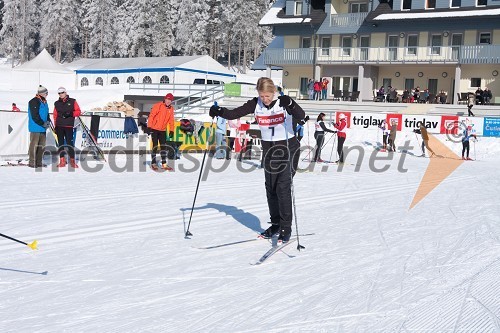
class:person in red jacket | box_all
[333,113,347,164]
[12,103,20,112]
[53,87,81,168]
[148,93,175,170]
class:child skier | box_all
[333,113,347,163]
[461,123,476,160]
[378,120,389,152]
[413,124,436,157]
[313,113,336,162]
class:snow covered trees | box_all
[0,0,272,67]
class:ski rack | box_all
[77,116,107,162]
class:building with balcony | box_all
[260,0,500,104]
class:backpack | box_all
[179,118,195,134]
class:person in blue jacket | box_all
[28,85,51,168]
[461,123,476,160]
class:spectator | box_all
[12,103,20,112]
[475,87,484,105]
[313,81,322,100]
[227,119,240,153]
[333,113,347,164]
[483,87,492,105]
[378,120,389,152]
[148,93,175,171]
[307,79,314,100]
[388,119,397,152]
[467,92,475,117]
[53,87,81,168]
[27,85,50,168]
[413,86,420,100]
[438,90,447,104]
[214,115,227,159]
[321,78,329,100]
[313,112,336,162]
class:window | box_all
[80,77,89,87]
[471,78,481,87]
[426,0,436,8]
[405,79,415,91]
[160,75,170,84]
[142,76,152,84]
[126,76,135,84]
[321,37,331,56]
[350,3,369,13]
[431,34,442,55]
[477,0,487,6]
[342,36,352,56]
[383,78,392,92]
[407,35,418,55]
[295,1,303,15]
[96,77,103,86]
[301,37,311,48]
[402,0,412,10]
[388,35,398,61]
[110,77,119,85]
[479,32,491,44]
[451,33,463,59]
[360,36,370,60]
[450,0,461,7]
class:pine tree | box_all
[176,0,210,55]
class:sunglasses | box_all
[58,92,66,94]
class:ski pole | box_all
[49,118,59,146]
[77,116,107,162]
[284,112,304,251]
[329,133,337,162]
[185,103,218,238]
[473,139,476,161]
[0,232,38,250]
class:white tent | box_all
[12,49,75,92]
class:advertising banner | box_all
[0,111,29,157]
[386,114,403,131]
[458,116,484,135]
[483,117,500,137]
[440,115,460,135]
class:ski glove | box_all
[209,105,223,118]
[168,131,174,139]
[278,95,293,108]
[42,121,51,129]
[62,111,72,118]
[304,115,310,122]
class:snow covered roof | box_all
[374,8,500,20]
[72,55,236,78]
[13,49,72,73]
[259,0,311,25]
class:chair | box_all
[349,91,360,102]
[401,90,410,103]
[428,93,436,104]
[333,90,342,101]
[418,93,428,103]
[342,90,350,101]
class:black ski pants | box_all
[337,136,346,163]
[313,131,325,161]
[150,129,169,165]
[462,141,470,158]
[56,126,76,159]
[262,138,300,231]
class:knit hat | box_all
[37,85,48,94]
[165,93,174,101]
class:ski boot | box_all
[151,163,159,171]
[57,157,67,168]
[259,223,279,239]
[278,227,292,244]
[162,163,173,171]
[70,158,79,168]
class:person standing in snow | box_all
[333,113,347,164]
[209,77,305,243]
[413,124,435,157]
[215,115,227,159]
[148,93,175,171]
[461,123,476,160]
[378,120,389,152]
[28,85,51,168]
[12,103,20,112]
[388,119,397,152]
[53,87,81,168]
[313,113,336,163]
[467,92,475,117]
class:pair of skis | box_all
[76,116,107,162]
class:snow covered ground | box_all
[1,126,499,332]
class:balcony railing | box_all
[263,45,500,65]
[330,12,369,27]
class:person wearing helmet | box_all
[333,113,347,163]
[148,93,175,171]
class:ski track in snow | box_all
[1,145,500,332]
